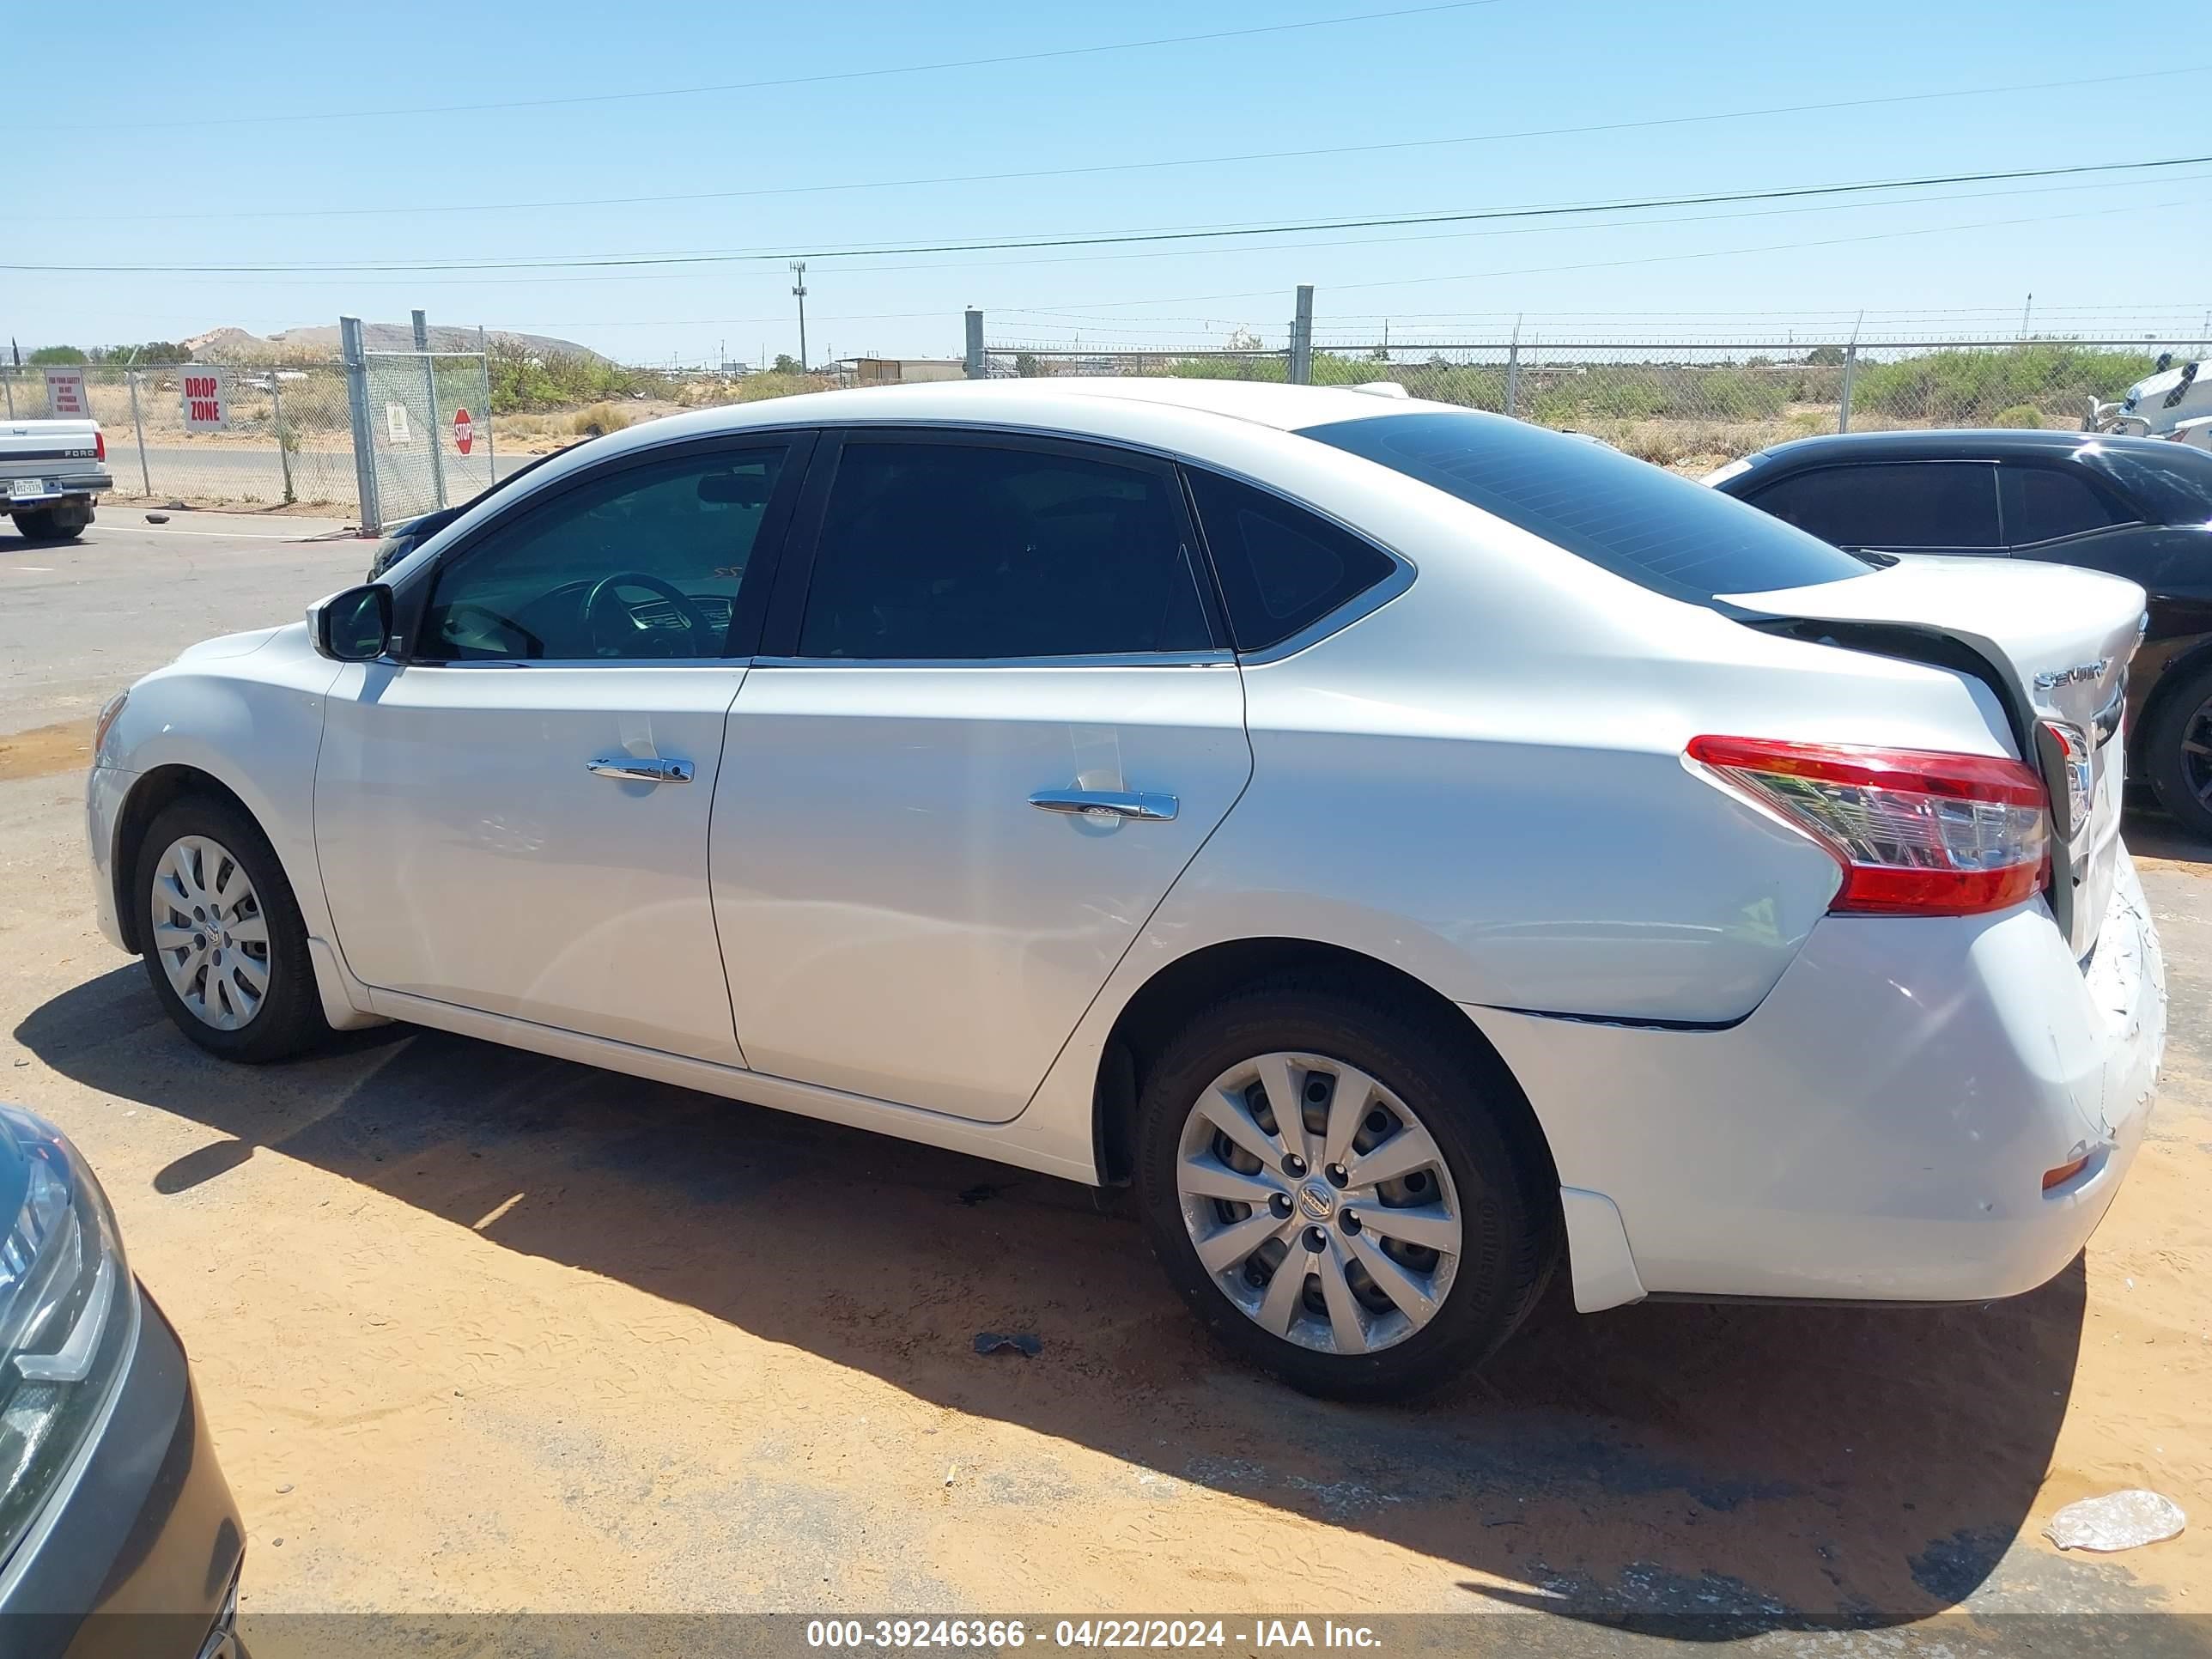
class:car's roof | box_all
[585,375,1425,456]
[1738,427,2181,468]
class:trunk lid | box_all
[1718,556,2145,958]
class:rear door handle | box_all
[588,755,694,784]
[1028,788,1177,822]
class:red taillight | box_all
[1686,735,2050,918]
[94,429,106,463]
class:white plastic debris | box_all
[2045,1491,2186,1553]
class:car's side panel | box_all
[315,660,750,1063]
[714,661,1252,1121]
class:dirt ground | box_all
[0,516,2207,1652]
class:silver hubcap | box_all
[2182,693,2212,808]
[1175,1051,1462,1357]
[149,835,271,1031]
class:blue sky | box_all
[9,0,2210,364]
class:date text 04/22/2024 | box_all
[805,1620,1385,1650]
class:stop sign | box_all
[453,408,474,455]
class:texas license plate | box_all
[7,477,49,501]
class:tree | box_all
[27,345,86,365]
[1805,344,1848,367]
[773,353,802,374]
[92,341,191,365]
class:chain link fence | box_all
[359,351,495,526]
[2,360,358,507]
[982,337,2209,471]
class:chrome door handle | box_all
[1028,788,1178,823]
[587,755,694,784]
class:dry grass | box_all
[570,402,634,437]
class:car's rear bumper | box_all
[0,1287,245,1659]
[1470,849,2166,1305]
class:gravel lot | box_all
[2,511,2207,1654]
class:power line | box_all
[51,62,2207,226]
[103,1,1505,131]
[12,153,2208,276]
[953,194,2204,319]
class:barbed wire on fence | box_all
[981,335,2211,471]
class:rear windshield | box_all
[1300,410,1872,602]
[2083,441,2212,522]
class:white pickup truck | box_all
[2086,356,2212,450]
[1,417,112,541]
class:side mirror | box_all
[698,470,771,506]
[308,584,393,662]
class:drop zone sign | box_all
[181,369,229,432]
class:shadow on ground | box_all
[20,965,2112,1638]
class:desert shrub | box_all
[489,340,667,413]
[1855,343,2155,424]
[1990,404,2045,428]
[732,372,834,402]
[571,402,632,437]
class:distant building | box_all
[853,357,967,386]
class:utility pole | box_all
[2021,292,2033,340]
[790,261,809,370]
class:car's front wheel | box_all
[134,795,330,1062]
[1135,981,1557,1401]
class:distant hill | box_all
[179,323,606,362]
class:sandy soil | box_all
[0,521,2206,1647]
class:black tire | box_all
[133,795,331,1063]
[1135,980,1558,1402]
[11,505,87,542]
[2144,659,2212,841]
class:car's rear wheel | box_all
[14,501,91,541]
[2145,660,2212,841]
[134,796,330,1062]
[1135,981,1557,1401]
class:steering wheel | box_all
[582,571,717,658]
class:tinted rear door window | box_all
[1746,462,2002,550]
[1301,410,1869,601]
[2000,465,2130,546]
[1185,470,1398,650]
[796,439,1213,659]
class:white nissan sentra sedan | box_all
[84,380,2164,1399]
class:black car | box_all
[1711,429,2212,837]
[0,1104,243,1659]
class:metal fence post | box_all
[341,316,382,534]
[126,370,151,495]
[1838,343,1859,434]
[413,308,447,509]
[964,309,986,379]
[1504,340,1522,418]
[1288,284,1315,385]
[268,371,295,503]
[478,325,496,482]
